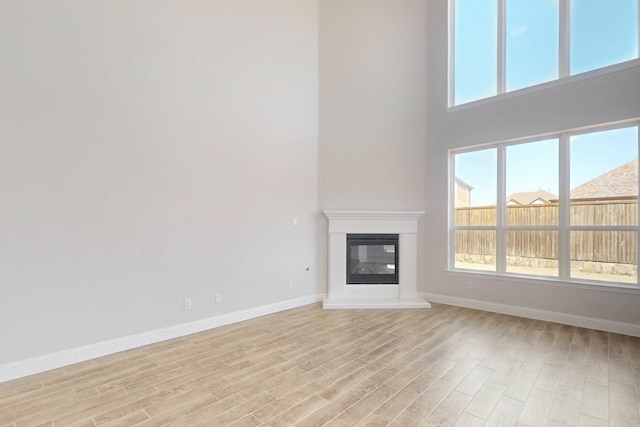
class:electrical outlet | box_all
[288,281,294,290]
[184,298,192,310]
[215,294,222,304]
[466,281,473,290]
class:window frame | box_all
[448,0,640,108]
[449,121,640,289]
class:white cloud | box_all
[510,25,528,36]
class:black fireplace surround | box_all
[347,234,399,284]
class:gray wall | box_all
[424,0,640,325]
[318,0,429,285]
[319,0,428,211]
[0,0,320,365]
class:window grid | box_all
[558,133,571,279]
[497,0,506,95]
[450,123,640,287]
[449,0,640,107]
[559,0,570,78]
[447,0,455,109]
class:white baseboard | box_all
[0,294,325,384]
[421,292,640,337]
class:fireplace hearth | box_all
[323,211,431,309]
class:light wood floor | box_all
[1,303,639,427]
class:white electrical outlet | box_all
[184,298,192,310]
[215,294,222,303]
[466,281,473,290]
[288,281,294,290]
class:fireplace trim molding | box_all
[323,211,431,309]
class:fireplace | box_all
[347,234,399,284]
[323,211,430,309]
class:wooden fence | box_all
[455,201,637,264]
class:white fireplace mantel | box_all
[323,211,431,309]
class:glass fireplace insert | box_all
[347,234,399,284]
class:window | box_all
[506,0,559,92]
[450,0,639,106]
[453,0,497,105]
[454,149,497,271]
[450,123,639,286]
[505,139,559,277]
[571,0,639,74]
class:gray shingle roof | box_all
[571,158,638,200]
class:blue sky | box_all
[456,127,639,206]
[454,0,639,104]
[453,0,639,206]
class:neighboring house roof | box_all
[506,190,557,205]
[571,158,638,201]
[455,177,474,191]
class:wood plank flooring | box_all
[1,303,639,426]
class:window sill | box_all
[448,58,640,113]
[446,268,640,295]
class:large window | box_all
[451,0,639,106]
[451,123,639,286]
